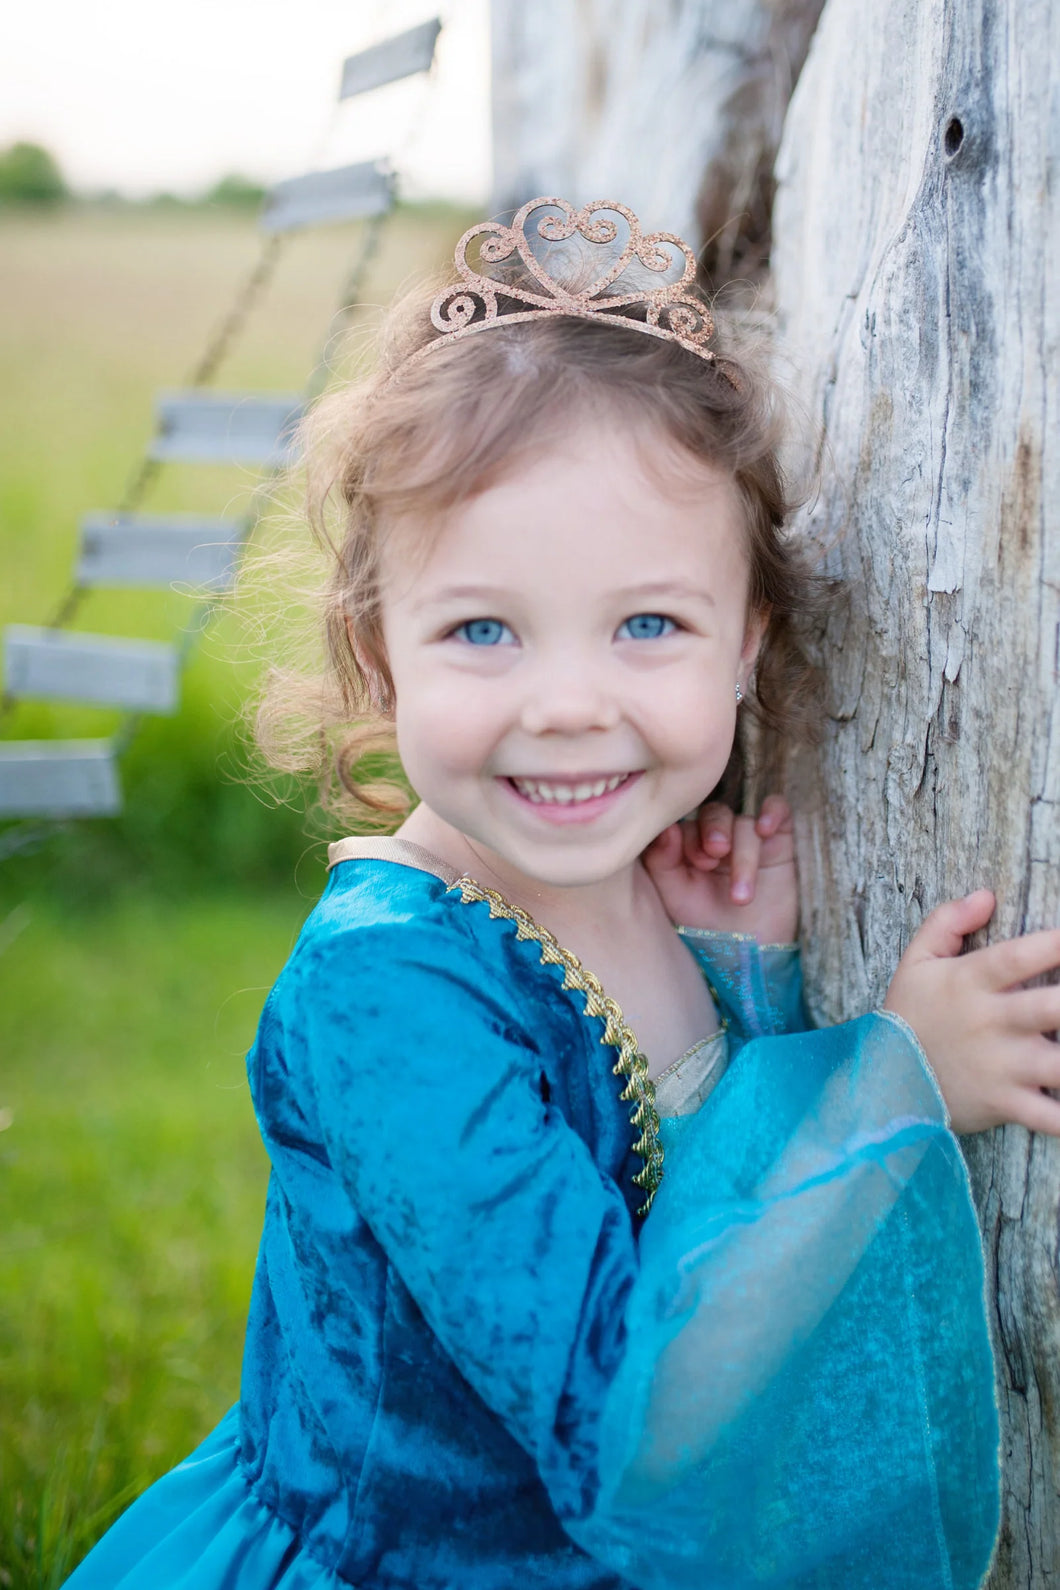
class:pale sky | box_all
[0,0,492,203]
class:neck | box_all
[396,803,644,933]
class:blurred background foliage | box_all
[0,143,70,207]
[0,186,474,1587]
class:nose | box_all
[518,651,621,737]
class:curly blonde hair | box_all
[255,263,823,827]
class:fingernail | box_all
[708,830,727,845]
[732,881,752,902]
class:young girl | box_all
[66,197,1060,1590]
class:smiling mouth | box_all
[506,773,635,806]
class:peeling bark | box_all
[772,1,1060,1581]
[490,0,823,282]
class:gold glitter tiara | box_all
[401,195,721,371]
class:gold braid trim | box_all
[450,876,663,1216]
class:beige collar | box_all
[326,835,462,887]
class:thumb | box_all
[905,889,996,963]
[643,822,684,874]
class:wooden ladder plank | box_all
[4,627,180,714]
[339,19,442,98]
[148,392,303,466]
[261,161,395,235]
[0,740,121,817]
[77,512,249,591]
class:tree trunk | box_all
[490,0,824,281]
[771,0,1060,1581]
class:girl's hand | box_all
[885,890,1060,1135]
[643,794,799,944]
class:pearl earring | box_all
[735,681,744,704]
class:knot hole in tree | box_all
[944,116,965,159]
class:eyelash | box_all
[616,613,678,641]
[447,613,681,646]
[450,618,516,647]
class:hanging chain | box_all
[186,231,288,390]
[303,204,391,402]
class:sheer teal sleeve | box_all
[565,1009,1000,1589]
[677,927,810,1038]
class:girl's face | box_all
[378,414,764,890]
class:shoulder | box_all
[289,856,475,990]
[272,856,546,1043]
[306,853,461,945]
[258,861,570,1149]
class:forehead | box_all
[378,414,749,600]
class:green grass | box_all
[0,889,309,1587]
[0,203,476,1585]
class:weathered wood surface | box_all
[772,0,1060,1580]
[491,0,823,270]
[338,18,442,100]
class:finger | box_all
[1005,1087,1060,1138]
[729,815,760,904]
[755,794,792,837]
[680,824,721,873]
[643,823,684,873]
[904,890,997,963]
[756,808,796,868]
[1002,985,1060,1035]
[973,928,1060,993]
[1023,1037,1060,1090]
[697,803,734,857]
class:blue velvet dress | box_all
[65,838,999,1590]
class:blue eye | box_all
[453,618,516,646]
[617,613,676,641]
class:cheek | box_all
[643,667,737,764]
[392,672,500,781]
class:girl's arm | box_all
[286,914,639,1523]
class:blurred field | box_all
[0,895,297,1587]
[0,201,475,1586]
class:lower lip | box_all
[500,772,642,825]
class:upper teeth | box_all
[511,774,629,805]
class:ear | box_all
[739,605,769,678]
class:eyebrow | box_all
[611,580,717,607]
[413,580,717,612]
[411,585,512,613]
